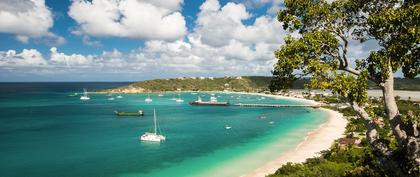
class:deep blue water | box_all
[0,83,327,177]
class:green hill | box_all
[104,76,272,93]
[103,77,420,93]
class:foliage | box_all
[269,145,384,177]
[271,0,420,174]
[106,76,272,92]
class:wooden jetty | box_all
[189,101,321,108]
[233,103,321,108]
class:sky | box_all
[0,0,378,82]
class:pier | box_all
[232,103,321,108]
[189,101,321,108]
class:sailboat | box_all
[80,88,90,100]
[175,94,184,102]
[145,94,152,103]
[140,109,166,142]
[170,94,177,100]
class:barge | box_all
[189,101,230,106]
[189,96,229,106]
[114,110,144,116]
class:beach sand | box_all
[239,93,347,177]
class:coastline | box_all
[185,91,347,177]
[244,107,347,177]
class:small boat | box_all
[114,110,144,116]
[210,96,217,103]
[259,116,266,119]
[191,92,198,95]
[68,93,78,97]
[170,94,177,100]
[140,109,166,142]
[269,121,275,124]
[108,97,115,101]
[175,94,184,102]
[116,95,123,99]
[145,94,152,103]
[225,125,232,130]
[80,88,90,100]
[158,94,164,97]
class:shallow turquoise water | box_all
[0,84,327,177]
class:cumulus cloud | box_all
[82,36,102,48]
[0,0,65,45]
[68,0,187,41]
[1,0,298,81]
[0,0,290,80]
[0,49,48,67]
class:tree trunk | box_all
[351,102,404,175]
[351,102,391,155]
[381,67,420,165]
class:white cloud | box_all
[0,0,65,45]
[50,47,93,67]
[68,0,187,41]
[0,0,290,80]
[0,49,48,67]
[82,36,102,48]
[193,0,287,51]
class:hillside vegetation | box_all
[104,76,272,93]
[104,77,420,93]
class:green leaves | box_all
[271,0,419,99]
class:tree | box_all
[270,0,419,175]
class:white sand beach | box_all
[240,93,348,177]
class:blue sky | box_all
[0,0,377,81]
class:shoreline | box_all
[243,107,347,177]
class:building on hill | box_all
[338,138,361,149]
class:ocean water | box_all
[0,83,328,177]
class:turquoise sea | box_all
[0,83,328,177]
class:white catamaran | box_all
[175,94,184,102]
[80,88,90,100]
[140,109,166,142]
[145,94,152,103]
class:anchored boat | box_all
[189,96,229,106]
[140,109,166,142]
[114,110,144,116]
[80,88,90,100]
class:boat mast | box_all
[154,109,157,134]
